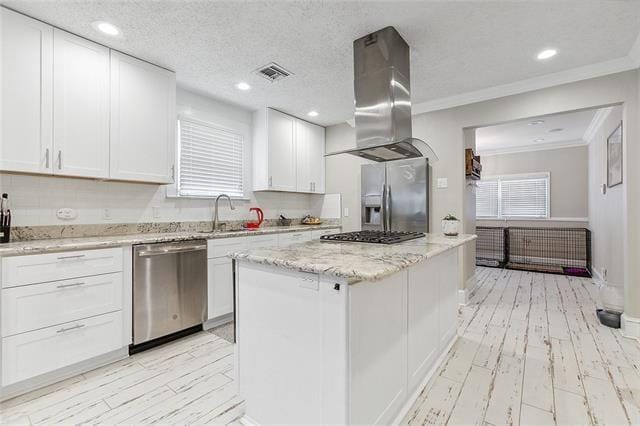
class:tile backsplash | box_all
[0,173,335,227]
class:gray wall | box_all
[588,106,624,302]
[480,145,589,219]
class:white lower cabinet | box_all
[277,231,312,247]
[2,311,123,386]
[2,272,123,337]
[0,247,127,393]
[207,257,234,320]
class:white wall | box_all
[587,106,624,300]
[0,88,321,227]
[480,145,589,219]
[326,70,639,308]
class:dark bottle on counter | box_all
[1,193,11,243]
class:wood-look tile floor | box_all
[3,267,640,425]
[404,267,640,426]
[0,331,243,425]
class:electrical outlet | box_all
[102,208,112,220]
[56,208,77,220]
[152,206,161,219]
[437,178,448,189]
[343,207,349,217]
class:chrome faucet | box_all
[213,194,235,231]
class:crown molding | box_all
[628,31,640,67]
[478,138,587,156]
[583,106,614,143]
[411,56,637,115]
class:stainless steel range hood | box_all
[328,26,438,162]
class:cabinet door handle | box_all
[56,281,85,289]
[45,148,50,168]
[56,323,85,333]
[57,150,62,170]
[171,165,175,182]
[57,254,86,260]
[268,176,273,187]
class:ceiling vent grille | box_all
[254,62,293,82]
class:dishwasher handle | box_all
[136,244,206,257]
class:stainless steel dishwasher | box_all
[132,240,207,351]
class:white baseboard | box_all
[458,275,478,306]
[621,314,640,341]
[0,347,129,402]
[203,313,233,331]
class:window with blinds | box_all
[177,118,244,198]
[476,179,499,218]
[476,173,550,219]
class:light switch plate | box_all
[437,178,448,189]
[56,208,77,220]
[343,207,349,217]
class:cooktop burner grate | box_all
[320,230,425,244]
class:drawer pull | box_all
[56,323,85,333]
[57,254,86,260]
[56,281,85,289]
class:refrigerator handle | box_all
[381,184,387,232]
[386,185,392,231]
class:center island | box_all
[231,233,476,425]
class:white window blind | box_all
[500,176,549,218]
[177,118,244,198]
[476,179,499,218]
[476,173,549,219]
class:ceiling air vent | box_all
[255,62,293,82]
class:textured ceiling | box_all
[475,108,598,154]
[3,1,639,126]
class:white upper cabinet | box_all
[0,8,53,174]
[254,108,325,193]
[0,9,177,184]
[295,119,325,193]
[110,51,176,184]
[53,29,110,178]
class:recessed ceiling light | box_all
[533,138,545,143]
[528,120,545,126]
[536,48,557,60]
[235,82,251,91]
[91,21,120,36]
[549,128,564,133]
[307,111,319,117]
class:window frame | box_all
[476,172,551,219]
[167,115,250,200]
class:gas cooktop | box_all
[320,230,425,245]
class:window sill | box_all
[165,193,251,201]
[477,217,588,222]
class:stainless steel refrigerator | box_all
[361,157,429,232]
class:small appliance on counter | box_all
[245,207,264,229]
[1,193,11,243]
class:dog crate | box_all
[475,226,591,277]
[506,227,591,276]
[476,227,507,267]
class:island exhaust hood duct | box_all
[328,26,438,162]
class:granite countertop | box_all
[0,224,341,257]
[231,233,477,283]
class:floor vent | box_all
[255,62,293,82]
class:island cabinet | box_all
[236,248,460,425]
